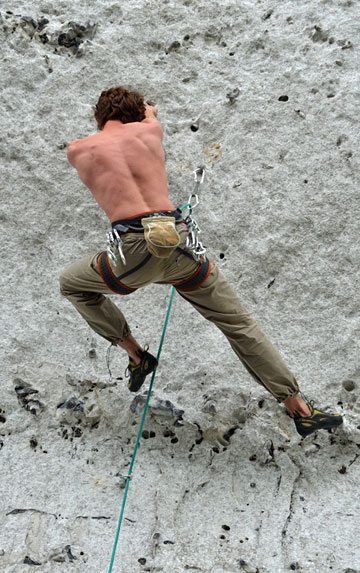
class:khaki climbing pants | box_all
[60,223,299,401]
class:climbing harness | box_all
[98,167,208,295]
[98,250,151,295]
[172,253,211,292]
[107,166,207,571]
[106,209,184,267]
[108,287,175,573]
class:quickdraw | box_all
[106,227,126,267]
[180,166,207,261]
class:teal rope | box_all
[108,286,176,572]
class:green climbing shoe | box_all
[293,402,343,438]
[125,347,158,392]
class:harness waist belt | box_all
[112,209,183,233]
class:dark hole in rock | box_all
[171,437,179,444]
[250,482,256,488]
[223,426,238,442]
[249,454,257,462]
[262,9,273,20]
[191,124,199,132]
[183,34,190,41]
[229,52,235,56]
[164,540,174,544]
[163,429,175,438]
[24,556,42,565]
[65,545,76,561]
[343,380,355,392]
[149,431,156,438]
[195,437,203,445]
[0,415,6,423]
[15,386,38,398]
[220,535,226,539]
[278,95,289,102]
[338,465,347,474]
[212,446,220,453]
[138,557,146,565]
[220,253,225,259]
[258,399,264,408]
[37,17,49,30]
[166,40,181,54]
[222,524,231,531]
[142,430,150,439]
[304,179,308,183]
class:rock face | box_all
[1,1,359,571]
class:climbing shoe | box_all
[125,346,158,392]
[293,401,343,438]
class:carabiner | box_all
[193,166,206,184]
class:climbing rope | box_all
[108,288,175,572]
[108,166,206,572]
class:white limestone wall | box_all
[1,1,359,571]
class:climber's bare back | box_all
[67,114,175,222]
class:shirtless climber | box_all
[60,86,343,438]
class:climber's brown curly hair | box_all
[94,86,146,129]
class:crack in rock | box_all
[281,469,303,541]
